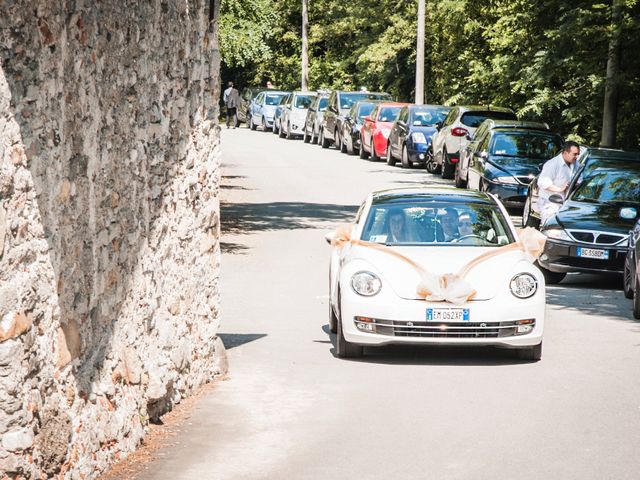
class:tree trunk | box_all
[415,0,426,104]
[600,0,624,148]
[301,0,309,91]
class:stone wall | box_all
[0,1,225,478]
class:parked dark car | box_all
[320,90,391,149]
[238,87,262,124]
[339,101,380,155]
[303,93,329,144]
[624,218,640,318]
[459,121,563,209]
[386,104,452,168]
[537,151,640,284]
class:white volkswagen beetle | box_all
[326,186,546,360]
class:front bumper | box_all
[288,117,306,136]
[341,291,544,348]
[539,238,627,274]
[407,143,429,164]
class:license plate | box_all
[576,247,609,260]
[427,308,470,321]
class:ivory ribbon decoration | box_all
[331,224,547,305]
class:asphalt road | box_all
[137,126,640,480]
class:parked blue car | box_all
[386,105,451,168]
[248,90,289,131]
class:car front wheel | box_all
[386,144,396,166]
[623,260,634,299]
[320,129,330,148]
[370,140,380,162]
[359,141,369,159]
[441,149,455,179]
[401,145,412,169]
[336,294,363,358]
[537,262,566,284]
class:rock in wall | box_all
[0,1,225,477]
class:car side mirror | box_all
[473,151,488,159]
[549,194,564,205]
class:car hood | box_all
[374,121,394,129]
[487,156,543,178]
[556,201,640,234]
[346,245,530,301]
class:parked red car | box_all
[359,102,409,161]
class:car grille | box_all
[567,229,627,246]
[356,319,534,338]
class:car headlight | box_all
[351,271,382,297]
[494,176,519,185]
[543,228,571,241]
[510,273,538,299]
[411,132,427,143]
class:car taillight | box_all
[450,156,459,163]
[451,127,468,137]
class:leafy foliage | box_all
[219,0,640,148]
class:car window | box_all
[490,133,562,160]
[361,201,514,246]
[264,93,285,106]
[571,168,640,203]
[339,92,391,110]
[255,93,264,104]
[443,108,458,127]
[357,103,375,119]
[411,107,449,126]
[460,111,516,128]
[294,94,315,109]
[377,106,402,122]
[318,97,329,111]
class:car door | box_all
[392,107,409,157]
[468,133,490,190]
[362,105,378,152]
[252,93,265,123]
[432,107,458,162]
[324,92,338,141]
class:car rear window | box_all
[294,95,314,109]
[461,111,516,128]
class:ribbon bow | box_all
[331,225,546,305]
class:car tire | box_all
[286,122,293,139]
[340,132,348,153]
[329,297,338,334]
[441,149,455,179]
[303,128,310,143]
[311,125,319,144]
[623,260,634,299]
[523,197,541,229]
[370,141,380,162]
[537,263,566,284]
[336,292,363,358]
[249,116,257,131]
[359,141,369,159]
[634,275,640,319]
[334,129,341,151]
[401,145,412,169]
[320,129,330,149]
[279,121,286,138]
[515,342,542,361]
[425,147,438,173]
[454,163,467,188]
[386,144,396,166]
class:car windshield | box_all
[357,103,376,119]
[490,133,562,162]
[294,95,314,109]
[572,168,640,204]
[361,201,514,246]
[340,92,391,110]
[377,106,402,122]
[318,97,329,111]
[461,111,516,128]
[411,107,450,126]
[265,93,286,106]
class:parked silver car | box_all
[303,93,329,144]
[279,91,317,140]
[247,90,289,131]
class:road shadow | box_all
[320,325,533,366]
[218,333,267,349]
[546,273,637,322]
[221,201,358,234]
[220,242,250,255]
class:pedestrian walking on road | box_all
[223,81,240,128]
[537,140,581,225]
